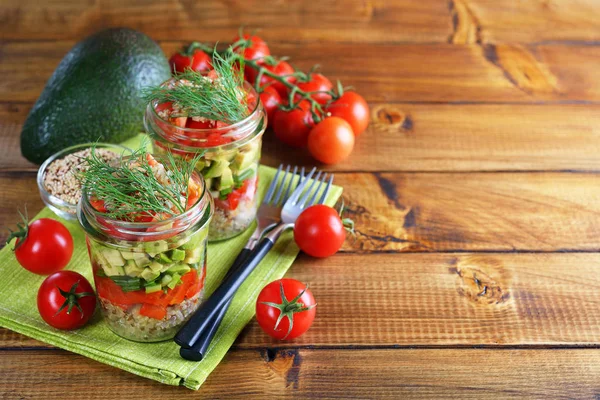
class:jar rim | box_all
[77,157,213,244]
[145,80,265,151]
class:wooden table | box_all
[2,1,600,398]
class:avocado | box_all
[148,261,163,273]
[218,167,234,190]
[145,284,162,294]
[232,147,259,171]
[141,268,160,282]
[203,160,230,178]
[101,248,126,267]
[156,252,173,265]
[124,260,144,277]
[143,240,169,255]
[170,249,186,261]
[166,263,191,275]
[180,229,208,250]
[167,273,182,289]
[20,28,171,164]
[160,274,173,287]
[184,247,203,264]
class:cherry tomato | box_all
[294,205,346,258]
[293,73,333,105]
[169,47,212,73]
[8,217,73,275]
[233,34,270,61]
[272,101,315,148]
[37,271,96,330]
[259,86,283,122]
[256,279,316,340]
[246,60,295,98]
[307,117,354,164]
[326,91,370,136]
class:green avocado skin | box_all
[21,28,171,164]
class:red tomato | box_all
[307,117,354,164]
[246,60,295,98]
[293,73,333,105]
[272,101,315,148]
[140,304,167,320]
[294,205,346,258]
[9,218,73,275]
[255,279,316,340]
[259,86,283,122]
[233,34,270,61]
[37,271,96,330]
[169,48,212,73]
[186,119,215,130]
[326,91,370,136]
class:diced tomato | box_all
[215,176,257,211]
[171,116,188,127]
[95,277,132,308]
[139,303,167,320]
[187,119,215,129]
[155,102,173,113]
[90,198,107,213]
[227,190,242,210]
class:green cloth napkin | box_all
[0,136,342,390]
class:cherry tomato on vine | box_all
[292,73,333,105]
[294,205,347,258]
[169,45,212,73]
[259,86,283,122]
[246,60,295,98]
[307,117,354,164]
[327,91,370,136]
[272,101,315,148]
[233,34,270,61]
[7,216,73,275]
[37,271,97,330]
[256,279,316,340]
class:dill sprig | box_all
[79,145,201,221]
[144,49,249,124]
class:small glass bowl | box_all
[37,143,132,221]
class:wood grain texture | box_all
[2,0,600,44]
[3,171,600,253]
[4,41,600,103]
[5,102,600,172]
[3,252,600,348]
[1,348,600,398]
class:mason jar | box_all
[78,170,213,342]
[144,81,266,242]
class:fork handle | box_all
[175,224,291,348]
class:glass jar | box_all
[144,81,266,242]
[78,170,213,342]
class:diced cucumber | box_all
[141,268,160,282]
[167,273,181,289]
[124,260,144,277]
[184,247,203,264]
[145,284,162,293]
[156,252,172,265]
[101,248,125,267]
[143,240,168,255]
[160,274,173,287]
[166,263,191,275]
[149,261,163,273]
[170,249,186,261]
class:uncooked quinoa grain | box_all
[43,148,120,205]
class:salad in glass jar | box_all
[144,53,266,241]
[77,148,213,342]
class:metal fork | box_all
[176,168,333,350]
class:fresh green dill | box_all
[79,145,201,221]
[143,49,249,124]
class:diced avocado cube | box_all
[180,230,207,250]
[143,240,168,255]
[204,178,213,191]
[217,167,234,190]
[124,260,144,277]
[184,247,203,264]
[145,284,162,294]
[102,264,125,277]
[170,249,186,261]
[101,248,125,267]
[160,274,173,287]
[156,252,172,265]
[130,252,151,267]
[167,273,181,289]
[166,263,191,275]
[141,268,160,282]
[120,251,136,260]
[149,261,163,273]
[202,159,230,178]
[232,147,258,171]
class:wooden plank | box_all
[0,0,452,43]
[4,41,600,104]
[6,102,600,172]
[3,0,600,45]
[4,252,600,348]
[3,171,600,252]
[0,348,599,398]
